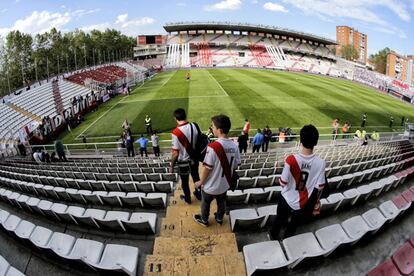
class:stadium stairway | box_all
[52,81,65,115]
[6,103,42,123]
[144,176,247,276]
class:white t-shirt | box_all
[171,122,197,161]
[151,135,159,147]
[202,138,241,195]
[33,152,42,163]
[279,153,326,210]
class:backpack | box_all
[190,122,210,162]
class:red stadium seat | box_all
[367,259,402,276]
[392,195,410,210]
[392,242,414,275]
[402,190,414,203]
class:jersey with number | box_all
[279,154,326,210]
[171,122,197,162]
[202,138,241,195]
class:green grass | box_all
[59,68,413,144]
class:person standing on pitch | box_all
[238,131,248,153]
[252,129,264,153]
[263,126,272,152]
[151,131,160,157]
[145,115,153,136]
[135,135,149,157]
[194,114,240,227]
[361,113,367,128]
[243,119,251,135]
[269,125,326,240]
[170,108,201,204]
[389,115,394,128]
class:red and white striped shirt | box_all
[171,122,197,161]
[279,153,326,210]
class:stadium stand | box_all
[0,254,25,276]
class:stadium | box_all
[0,9,414,276]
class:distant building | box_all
[386,52,414,86]
[336,26,367,64]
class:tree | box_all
[341,45,359,61]
[369,47,391,74]
[0,28,136,97]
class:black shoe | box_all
[214,212,223,225]
[194,214,209,227]
[179,195,191,204]
[193,189,202,201]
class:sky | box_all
[0,0,413,56]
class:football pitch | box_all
[60,68,413,144]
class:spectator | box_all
[33,148,42,164]
[332,118,339,141]
[262,126,272,152]
[151,131,160,157]
[125,132,135,157]
[342,121,350,139]
[194,114,240,227]
[354,129,362,140]
[269,125,326,240]
[243,119,251,134]
[50,152,59,162]
[170,108,201,204]
[145,115,153,136]
[136,135,149,157]
[206,127,214,140]
[252,129,264,153]
[42,151,51,163]
[238,131,248,153]
[401,116,405,126]
[371,130,380,141]
[54,140,67,161]
[17,140,26,156]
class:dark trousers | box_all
[178,162,200,203]
[361,120,366,127]
[239,145,247,153]
[57,151,67,162]
[270,189,318,239]
[139,147,148,157]
[146,125,153,136]
[252,144,261,153]
[127,146,135,157]
[153,146,160,157]
[201,190,226,222]
[262,140,270,152]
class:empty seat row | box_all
[0,171,176,192]
[231,168,413,232]
[0,187,157,234]
[368,235,414,276]
[243,189,413,276]
[0,182,167,208]
[1,162,171,173]
[0,255,24,276]
[0,166,178,182]
[227,187,281,205]
[0,209,139,275]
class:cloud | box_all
[82,14,156,36]
[263,2,288,12]
[176,2,186,6]
[0,9,102,37]
[204,0,242,11]
[1,8,8,13]
[251,0,258,4]
[282,0,409,38]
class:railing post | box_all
[65,145,71,156]
[95,143,99,156]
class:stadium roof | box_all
[164,22,337,45]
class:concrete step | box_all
[153,233,238,256]
[144,253,246,276]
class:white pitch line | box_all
[76,72,175,139]
[122,95,227,103]
[207,70,229,96]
